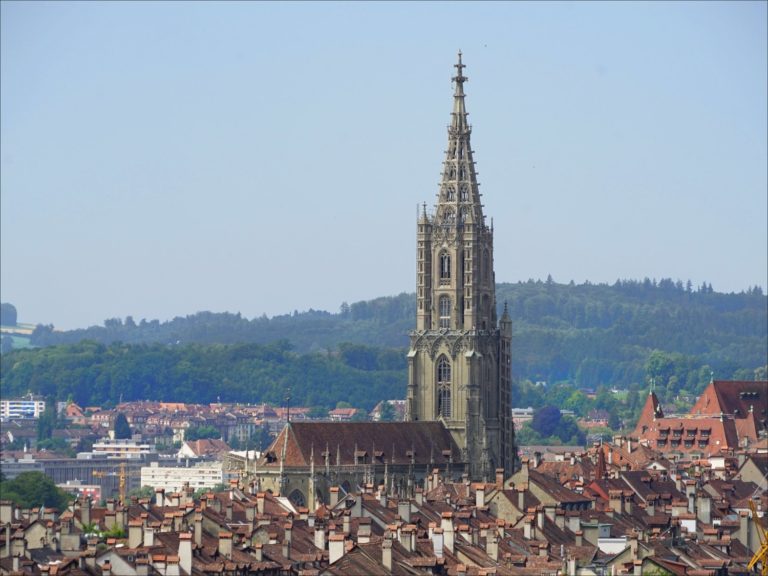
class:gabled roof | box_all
[258,421,463,468]
[691,380,768,426]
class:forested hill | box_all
[2,279,765,410]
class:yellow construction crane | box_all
[748,499,768,576]
[92,462,136,503]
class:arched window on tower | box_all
[460,184,469,201]
[445,185,455,201]
[439,252,451,285]
[439,295,451,329]
[437,356,452,419]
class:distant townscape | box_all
[1,54,767,576]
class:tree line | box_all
[1,279,765,421]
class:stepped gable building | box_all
[690,379,768,443]
[405,51,515,479]
[632,379,768,458]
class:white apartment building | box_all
[91,438,155,459]
[0,396,46,420]
[140,461,227,492]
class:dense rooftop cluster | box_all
[1,437,766,575]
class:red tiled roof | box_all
[259,422,462,468]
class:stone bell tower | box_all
[405,53,514,480]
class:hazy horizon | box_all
[2,2,766,331]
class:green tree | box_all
[113,413,132,439]
[36,403,57,442]
[531,406,561,437]
[0,471,71,511]
[0,303,17,326]
[379,401,396,421]
[186,425,220,441]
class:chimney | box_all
[143,525,154,547]
[0,501,13,524]
[415,488,424,506]
[330,487,340,508]
[697,493,712,525]
[244,503,255,522]
[178,533,192,575]
[378,486,387,508]
[399,524,416,552]
[523,515,534,540]
[226,502,233,521]
[633,559,643,575]
[128,520,143,548]
[555,509,566,529]
[342,512,350,535]
[625,493,633,515]
[575,530,583,547]
[536,507,545,530]
[329,534,345,564]
[194,511,202,547]
[487,531,498,561]
[533,451,541,468]
[609,490,623,515]
[101,561,112,576]
[684,480,696,514]
[357,518,371,544]
[737,510,750,549]
[314,521,326,550]
[382,535,393,571]
[475,484,486,508]
[254,543,263,562]
[567,556,576,575]
[398,500,411,523]
[166,556,180,576]
[283,522,292,559]
[431,527,444,558]
[517,485,525,511]
[495,468,505,489]
[218,531,232,559]
[544,504,556,523]
[81,497,91,528]
[256,492,265,515]
[155,488,165,507]
[441,512,455,553]
[539,541,549,558]
[646,498,655,516]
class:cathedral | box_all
[254,54,514,505]
[405,52,515,480]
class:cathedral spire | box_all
[437,52,483,225]
[451,51,469,133]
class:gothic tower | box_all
[406,53,514,480]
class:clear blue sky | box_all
[2,1,766,330]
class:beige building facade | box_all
[406,53,515,480]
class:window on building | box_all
[440,252,451,283]
[437,356,451,418]
[445,185,455,201]
[439,295,451,328]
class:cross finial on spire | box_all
[454,51,467,84]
